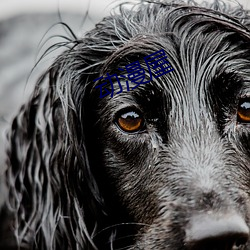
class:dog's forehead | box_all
[99,23,250,104]
[119,5,250,79]
[93,2,250,129]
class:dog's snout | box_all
[185,213,249,250]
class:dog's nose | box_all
[185,213,249,250]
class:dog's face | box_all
[85,3,250,249]
[4,1,250,250]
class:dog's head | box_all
[4,1,250,249]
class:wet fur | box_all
[2,0,250,249]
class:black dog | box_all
[2,0,250,249]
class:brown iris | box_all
[117,110,144,133]
[237,99,250,123]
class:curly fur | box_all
[2,0,250,249]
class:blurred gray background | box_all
[0,0,250,175]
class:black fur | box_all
[2,0,250,249]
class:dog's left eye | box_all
[116,110,145,133]
[237,98,250,123]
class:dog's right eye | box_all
[115,109,145,133]
[237,98,250,123]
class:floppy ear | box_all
[3,50,106,249]
[1,8,141,248]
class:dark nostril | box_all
[185,213,249,250]
[235,236,249,248]
[186,234,248,250]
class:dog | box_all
[1,0,250,249]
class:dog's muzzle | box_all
[185,213,249,250]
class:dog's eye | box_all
[237,99,250,123]
[116,110,144,133]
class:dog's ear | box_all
[2,10,134,248]
[3,52,104,249]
